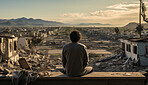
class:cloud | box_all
[107,2,139,10]
[90,10,105,16]
[58,2,145,26]
[61,13,85,18]
[90,2,139,18]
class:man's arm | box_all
[83,47,89,68]
[62,49,66,68]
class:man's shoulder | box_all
[77,43,87,48]
[63,43,71,47]
[63,43,86,48]
[63,43,72,49]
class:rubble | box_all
[97,54,120,62]
[0,26,147,78]
[91,55,144,72]
[0,66,9,74]
[95,63,101,66]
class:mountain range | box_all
[0,17,65,26]
[1,17,148,27]
[123,22,148,29]
[78,23,110,26]
[0,17,112,26]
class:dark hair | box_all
[70,30,82,42]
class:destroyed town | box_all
[1,0,148,85]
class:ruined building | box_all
[120,37,148,66]
[0,35,19,62]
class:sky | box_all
[0,0,146,26]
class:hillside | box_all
[123,22,148,29]
[78,23,111,26]
[0,17,65,26]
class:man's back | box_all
[62,42,88,76]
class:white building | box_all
[0,35,19,62]
[120,38,148,66]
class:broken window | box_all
[133,46,137,54]
[126,44,128,51]
[129,45,131,52]
[146,46,148,54]
[14,41,17,50]
[122,43,125,51]
[126,44,131,52]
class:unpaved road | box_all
[47,49,112,55]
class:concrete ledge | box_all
[0,72,145,85]
[50,72,145,78]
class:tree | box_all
[114,27,119,35]
[114,27,120,40]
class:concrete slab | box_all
[34,72,145,85]
[83,72,145,78]
[50,72,145,78]
[0,72,145,85]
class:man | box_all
[62,30,93,77]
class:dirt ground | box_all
[47,49,111,55]
[37,27,120,56]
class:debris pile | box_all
[91,55,143,72]
[0,49,63,78]
[19,49,63,74]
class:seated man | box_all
[62,30,93,77]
